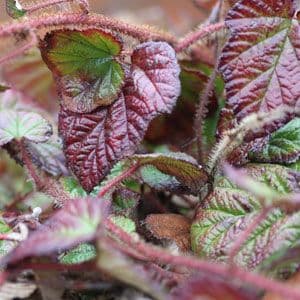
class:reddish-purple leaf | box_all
[59,41,180,191]
[219,0,300,126]
[2,198,108,265]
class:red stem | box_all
[105,219,300,300]
[97,164,139,198]
[176,22,225,52]
[0,13,176,44]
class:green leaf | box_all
[0,219,16,258]
[59,243,96,265]
[191,163,300,271]
[131,152,209,195]
[61,177,87,198]
[110,216,136,234]
[0,110,52,146]
[40,29,124,113]
[112,188,139,217]
[6,0,26,19]
[250,118,300,163]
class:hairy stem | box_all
[97,163,139,198]
[0,13,176,44]
[176,22,225,52]
[105,219,300,300]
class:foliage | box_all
[0,1,300,300]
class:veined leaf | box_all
[250,118,300,163]
[6,0,26,19]
[110,215,136,234]
[219,0,300,127]
[192,163,300,270]
[59,41,180,191]
[2,198,108,264]
[59,243,96,265]
[40,29,124,113]
[0,110,52,146]
[131,152,208,195]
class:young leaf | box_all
[131,152,209,195]
[40,29,124,113]
[0,110,52,146]
[191,164,300,270]
[6,0,26,19]
[112,187,139,217]
[59,243,96,265]
[249,118,300,163]
[2,198,108,264]
[110,215,136,234]
[59,41,180,191]
[219,0,300,124]
[145,214,191,252]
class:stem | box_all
[228,207,272,265]
[105,219,300,300]
[19,139,44,190]
[0,31,37,65]
[194,68,217,164]
[97,163,139,198]
[0,13,176,44]
[176,22,225,52]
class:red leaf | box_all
[59,42,180,191]
[219,0,300,125]
[2,198,108,265]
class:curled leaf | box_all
[40,29,125,113]
[6,0,26,19]
[0,110,52,146]
[131,152,209,195]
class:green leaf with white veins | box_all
[0,110,52,146]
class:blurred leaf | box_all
[0,282,36,300]
[170,274,257,300]
[0,110,52,146]
[59,243,96,265]
[40,29,124,113]
[61,177,87,198]
[0,219,16,258]
[0,84,10,93]
[131,152,209,195]
[26,136,69,176]
[110,215,136,234]
[3,198,108,264]
[6,0,26,19]
[145,214,191,252]
[112,187,139,217]
[191,163,300,270]
[250,118,300,163]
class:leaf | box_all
[145,214,191,252]
[131,152,209,195]
[26,137,69,176]
[0,110,52,146]
[110,215,136,234]
[191,164,300,270]
[40,29,125,113]
[219,0,300,125]
[59,243,96,265]
[0,220,16,258]
[2,198,108,264]
[2,49,58,112]
[6,0,26,19]
[0,282,36,300]
[0,84,10,93]
[59,41,180,191]
[112,187,139,217]
[170,274,257,300]
[250,118,300,163]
